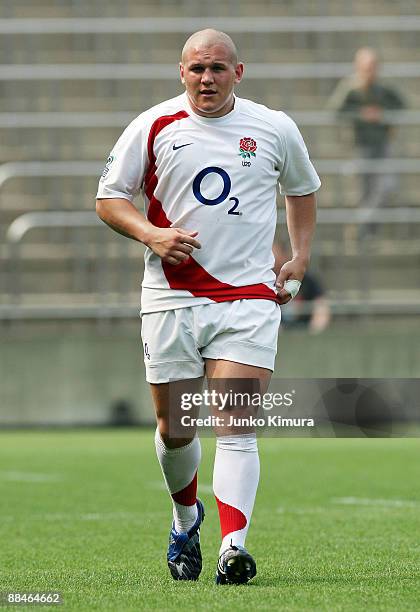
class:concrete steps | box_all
[3,30,420,65]
[2,122,419,163]
[2,0,419,19]
[1,2,420,308]
[1,78,418,115]
[2,236,420,296]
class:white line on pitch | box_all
[0,511,166,523]
[331,497,420,508]
[276,506,325,514]
[0,470,62,482]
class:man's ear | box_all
[179,63,185,85]
[235,63,244,84]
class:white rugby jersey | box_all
[97,93,321,313]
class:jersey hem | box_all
[140,293,280,315]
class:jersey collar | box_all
[183,93,240,124]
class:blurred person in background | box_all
[273,242,330,334]
[328,47,405,238]
[96,29,320,586]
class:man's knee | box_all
[156,416,195,449]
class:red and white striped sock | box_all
[213,434,260,554]
[154,428,201,533]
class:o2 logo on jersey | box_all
[192,166,241,215]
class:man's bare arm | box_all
[276,192,317,304]
[96,197,201,266]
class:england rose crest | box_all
[238,137,257,159]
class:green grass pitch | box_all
[0,430,419,611]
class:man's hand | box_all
[275,257,307,304]
[360,105,383,123]
[95,198,201,265]
[146,227,201,265]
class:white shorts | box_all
[141,299,281,384]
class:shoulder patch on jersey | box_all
[101,154,115,179]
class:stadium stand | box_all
[1,1,420,318]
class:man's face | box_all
[356,54,378,86]
[180,44,244,118]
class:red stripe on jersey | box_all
[162,257,279,303]
[171,472,197,507]
[144,110,189,228]
[147,194,172,228]
[145,111,279,304]
[215,496,247,538]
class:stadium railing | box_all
[1,15,420,34]
[2,15,419,113]
[2,62,420,81]
[0,156,418,216]
[3,207,420,320]
[0,161,102,189]
[2,158,419,191]
[1,63,417,113]
[2,110,420,129]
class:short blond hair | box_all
[181,29,238,65]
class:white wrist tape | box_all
[284,279,302,299]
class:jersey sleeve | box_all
[96,115,149,202]
[277,113,321,196]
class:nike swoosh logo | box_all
[177,562,187,577]
[173,143,193,151]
